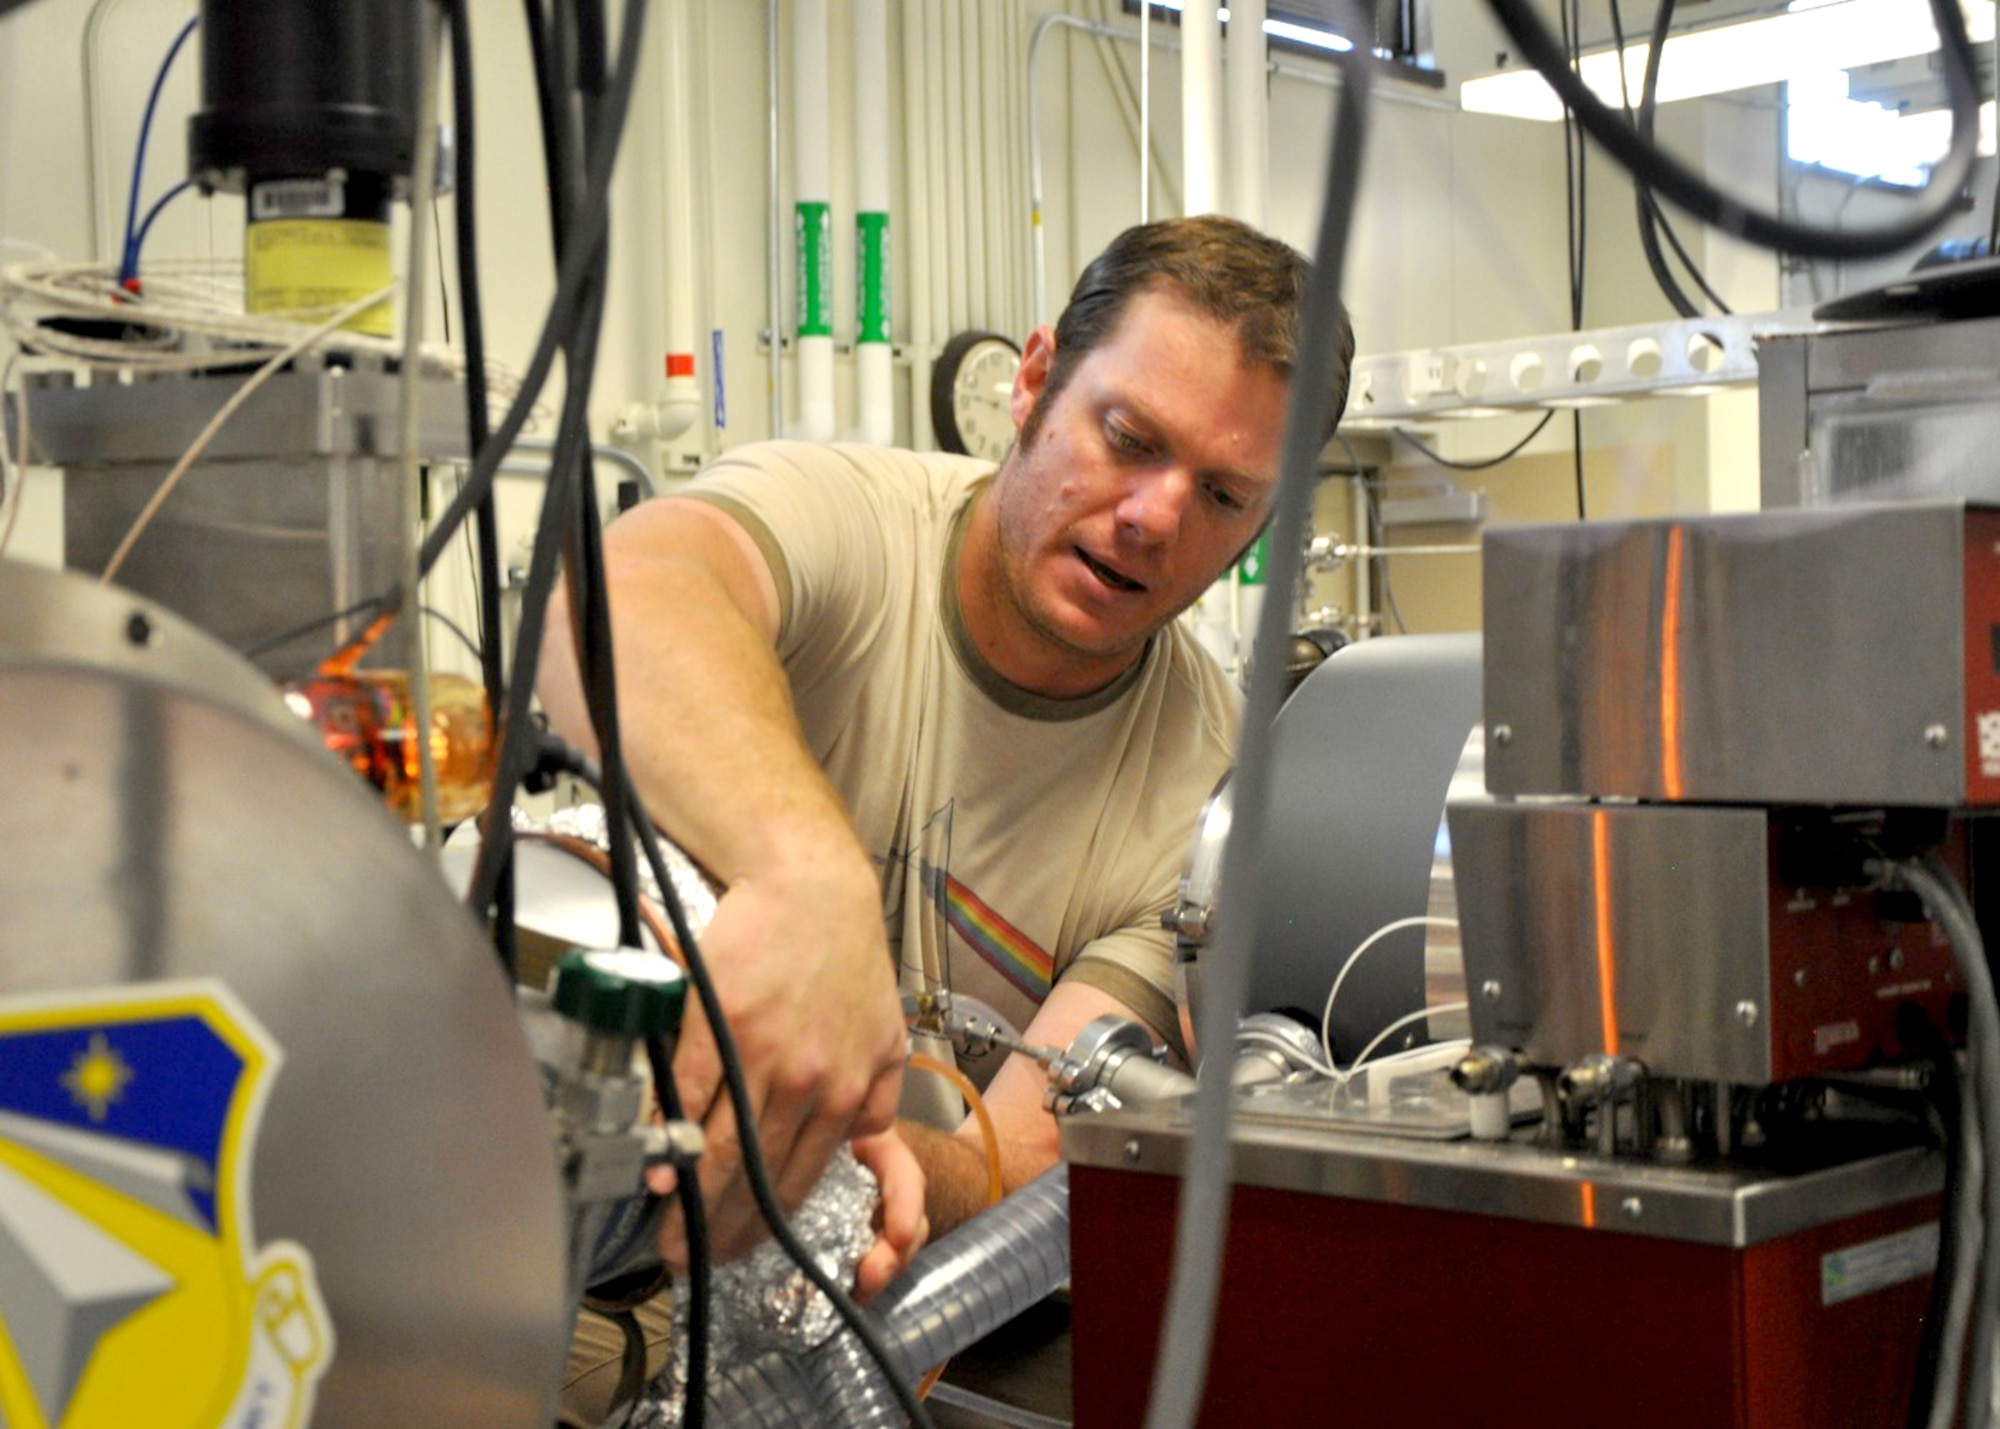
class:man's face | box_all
[974,286,1289,696]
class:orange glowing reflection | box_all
[1580,1180,1598,1229]
[1660,525,1685,800]
[1592,808,1620,1056]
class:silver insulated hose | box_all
[686,1163,1071,1427]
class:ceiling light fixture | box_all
[1459,0,1993,121]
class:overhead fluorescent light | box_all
[1144,1,1358,54]
[1460,0,1994,121]
[1790,69,1998,185]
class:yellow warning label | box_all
[246,219,394,338]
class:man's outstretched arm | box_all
[540,498,911,1265]
[897,978,1155,1236]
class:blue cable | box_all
[119,14,200,287]
[129,180,193,274]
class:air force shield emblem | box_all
[0,981,332,1427]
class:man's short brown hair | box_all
[1030,215,1355,445]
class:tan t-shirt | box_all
[685,441,1239,1073]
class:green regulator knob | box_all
[551,947,688,1038]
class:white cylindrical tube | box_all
[655,0,700,442]
[855,0,893,445]
[793,0,836,440]
[902,0,935,447]
[1226,0,1268,226]
[1181,0,1222,217]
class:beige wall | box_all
[2,0,1801,639]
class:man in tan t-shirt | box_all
[541,216,1354,1297]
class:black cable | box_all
[441,0,651,952]
[550,263,644,950]
[1480,0,1980,259]
[1361,480,1409,636]
[616,762,938,1429]
[564,0,645,954]
[443,0,507,708]
[569,452,645,951]
[1635,0,1732,316]
[605,1309,648,1421]
[1990,9,2000,256]
[444,0,519,979]
[1557,0,1583,330]
[523,0,578,255]
[465,275,600,924]
[1560,0,1587,523]
[418,604,484,665]
[239,595,391,664]
[1391,411,1555,470]
[645,1031,708,1429]
[1607,0,1694,318]
[1571,411,1586,521]
[416,0,647,581]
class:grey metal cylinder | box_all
[1175,633,1482,1064]
[0,563,568,1424]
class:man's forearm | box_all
[895,1118,1005,1238]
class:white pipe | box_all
[1005,0,1031,337]
[953,2,982,333]
[1139,0,1152,222]
[925,0,951,350]
[978,1,1008,329]
[401,6,444,853]
[903,0,936,449]
[1226,0,1268,226]
[792,0,836,440]
[941,0,969,334]
[619,0,701,444]
[1182,0,1222,216]
[766,0,784,439]
[854,0,893,445]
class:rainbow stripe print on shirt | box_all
[939,873,1053,1001]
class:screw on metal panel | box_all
[1735,1001,1760,1027]
[1868,956,1881,975]
[125,611,156,647]
[1492,724,1513,747]
[1889,948,1906,972]
[1480,979,1504,1002]
[1621,1197,1643,1221]
[1123,1139,1142,1165]
[1924,724,1950,749]
[1793,968,1808,987]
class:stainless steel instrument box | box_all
[16,361,466,675]
[1481,500,2000,807]
[1446,797,1960,1083]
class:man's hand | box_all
[649,844,907,1266]
[851,1127,929,1302]
[542,496,907,1269]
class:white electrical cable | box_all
[1337,1008,1469,1085]
[0,259,521,405]
[99,283,398,584]
[1320,914,1460,1071]
[0,354,24,557]
[402,5,445,856]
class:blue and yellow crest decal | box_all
[0,981,331,1428]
